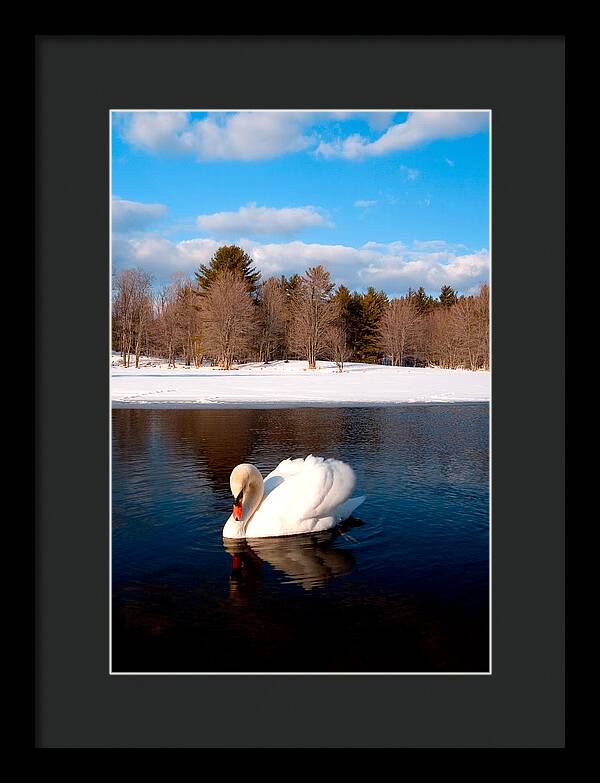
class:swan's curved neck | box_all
[241,475,264,528]
[225,469,264,539]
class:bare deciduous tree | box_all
[112,268,153,368]
[153,284,179,368]
[325,323,351,372]
[173,274,203,367]
[426,308,462,368]
[257,277,287,364]
[475,283,490,370]
[426,284,490,370]
[199,269,256,369]
[289,266,337,369]
[148,274,205,368]
[450,296,482,371]
[378,297,421,366]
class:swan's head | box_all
[229,463,264,524]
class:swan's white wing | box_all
[258,454,357,524]
[264,457,306,483]
[261,457,306,499]
[335,494,366,519]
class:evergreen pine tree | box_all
[357,287,388,362]
[194,245,261,295]
[439,284,458,308]
[282,273,302,300]
[412,286,435,314]
[332,285,362,360]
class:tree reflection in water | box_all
[150,407,385,497]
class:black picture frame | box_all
[35,35,564,748]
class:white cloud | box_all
[365,112,398,131]
[118,111,316,161]
[354,199,378,209]
[112,197,167,232]
[413,240,448,251]
[399,165,420,181]
[112,234,220,279]
[248,241,490,294]
[113,232,489,294]
[363,240,407,252]
[116,111,488,163]
[412,239,465,252]
[243,239,373,274]
[361,248,490,291]
[316,111,489,160]
[116,112,192,155]
[196,203,332,236]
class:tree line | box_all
[112,244,489,371]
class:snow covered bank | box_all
[111,355,490,408]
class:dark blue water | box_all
[112,405,489,672]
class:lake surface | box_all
[112,405,489,673]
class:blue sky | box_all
[112,111,490,296]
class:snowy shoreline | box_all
[111,355,490,409]
[112,399,489,410]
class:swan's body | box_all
[223,455,366,539]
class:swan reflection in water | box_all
[223,523,362,601]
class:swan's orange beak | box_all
[233,501,243,521]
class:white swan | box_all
[223,454,366,539]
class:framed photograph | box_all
[36,35,564,747]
